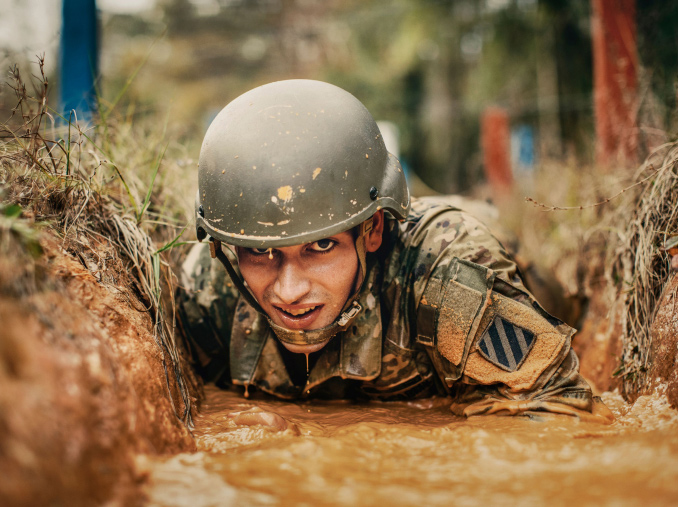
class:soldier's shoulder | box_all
[180,242,240,303]
[398,197,497,248]
[180,242,213,289]
[387,197,511,288]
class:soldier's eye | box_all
[249,247,273,255]
[309,239,336,253]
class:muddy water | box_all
[144,386,678,506]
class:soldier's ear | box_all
[365,210,384,252]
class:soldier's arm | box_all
[446,279,613,423]
[176,243,240,386]
[411,208,613,422]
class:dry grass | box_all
[496,157,635,302]
[607,144,678,394]
[0,58,195,426]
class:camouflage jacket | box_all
[178,197,604,420]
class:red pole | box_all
[591,0,637,166]
[481,107,512,198]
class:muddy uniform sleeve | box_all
[410,206,612,422]
[176,243,240,386]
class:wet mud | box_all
[145,385,678,506]
[0,234,196,506]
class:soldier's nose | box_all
[272,261,311,304]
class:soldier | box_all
[179,80,612,422]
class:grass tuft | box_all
[606,144,678,394]
[1,59,195,426]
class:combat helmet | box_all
[195,79,410,347]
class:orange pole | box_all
[591,0,638,166]
[481,107,513,198]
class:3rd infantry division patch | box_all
[478,316,536,372]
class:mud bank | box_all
[0,233,197,506]
[648,274,678,406]
[574,273,678,406]
[571,287,624,394]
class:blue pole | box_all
[60,0,99,120]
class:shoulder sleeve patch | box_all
[463,293,569,390]
[477,316,536,372]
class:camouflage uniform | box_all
[178,196,606,420]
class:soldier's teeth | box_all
[287,306,316,316]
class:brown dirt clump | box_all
[646,274,678,407]
[0,233,197,506]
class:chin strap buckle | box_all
[337,301,363,327]
[361,216,374,237]
[209,238,219,258]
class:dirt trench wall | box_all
[0,234,197,506]
[573,273,678,407]
[571,293,624,395]
[647,274,678,406]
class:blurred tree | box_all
[161,0,194,35]
[540,0,593,160]
[637,0,678,140]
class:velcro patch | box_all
[478,316,535,372]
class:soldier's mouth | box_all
[281,305,318,316]
[273,304,324,329]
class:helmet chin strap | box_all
[208,217,374,348]
[353,216,373,293]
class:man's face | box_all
[236,231,358,351]
[236,212,384,354]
